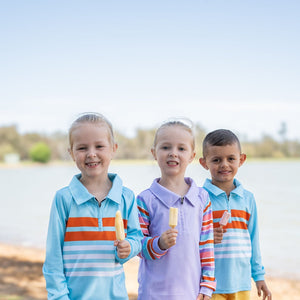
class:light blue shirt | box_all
[43,173,143,300]
[203,178,265,294]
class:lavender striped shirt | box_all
[137,177,216,300]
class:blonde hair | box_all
[69,113,115,148]
[153,118,195,150]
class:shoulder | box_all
[54,185,73,203]
[121,185,135,200]
[136,188,152,203]
[198,186,209,198]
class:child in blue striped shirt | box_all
[199,129,272,300]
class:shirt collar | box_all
[203,178,244,198]
[149,177,199,207]
[69,173,123,205]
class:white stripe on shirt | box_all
[65,269,124,277]
[63,253,115,260]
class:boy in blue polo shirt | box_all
[199,129,272,300]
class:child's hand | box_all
[158,229,178,250]
[256,280,272,300]
[114,239,131,259]
[214,227,227,244]
[196,293,210,300]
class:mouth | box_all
[86,162,100,168]
[167,160,179,166]
[219,170,231,175]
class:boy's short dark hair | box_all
[202,129,241,157]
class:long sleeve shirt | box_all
[43,173,143,300]
[137,177,216,300]
[203,178,265,294]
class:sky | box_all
[0,0,299,141]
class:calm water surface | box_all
[0,161,299,279]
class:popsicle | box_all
[115,210,125,240]
[169,207,178,229]
[219,211,231,227]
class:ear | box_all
[68,148,75,161]
[199,157,209,170]
[239,153,246,166]
[189,151,196,162]
[111,143,118,159]
[151,148,157,160]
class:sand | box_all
[0,243,299,300]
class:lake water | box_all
[1,161,299,279]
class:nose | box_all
[220,159,228,168]
[168,148,178,157]
[87,149,97,158]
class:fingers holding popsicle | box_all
[214,211,230,244]
[158,228,178,250]
[114,239,131,259]
[114,210,131,258]
[158,207,179,250]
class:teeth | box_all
[87,162,98,166]
[168,161,178,166]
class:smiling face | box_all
[199,142,246,190]
[152,125,196,179]
[69,122,117,182]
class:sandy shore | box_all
[0,244,299,300]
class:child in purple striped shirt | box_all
[137,119,216,300]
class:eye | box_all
[161,146,170,150]
[212,158,220,163]
[179,147,185,151]
[96,145,104,149]
[77,146,87,151]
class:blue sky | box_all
[1,1,299,140]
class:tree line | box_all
[0,124,299,163]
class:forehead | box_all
[206,143,240,156]
[71,123,110,141]
[156,125,193,143]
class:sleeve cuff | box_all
[152,236,168,255]
[199,286,214,298]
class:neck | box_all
[159,176,189,197]
[212,180,235,197]
[80,175,112,200]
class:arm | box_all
[42,192,70,300]
[136,195,168,260]
[248,195,266,282]
[248,194,271,298]
[115,189,144,264]
[199,197,216,298]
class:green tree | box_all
[29,142,51,163]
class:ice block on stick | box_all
[220,211,231,227]
[115,210,125,240]
[169,207,178,229]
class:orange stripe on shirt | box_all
[213,220,248,230]
[199,239,214,246]
[203,201,211,213]
[66,217,98,227]
[227,220,248,230]
[102,217,128,228]
[64,231,119,241]
[231,209,250,221]
[201,258,215,263]
[203,275,215,281]
[213,209,250,221]
[138,206,149,217]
